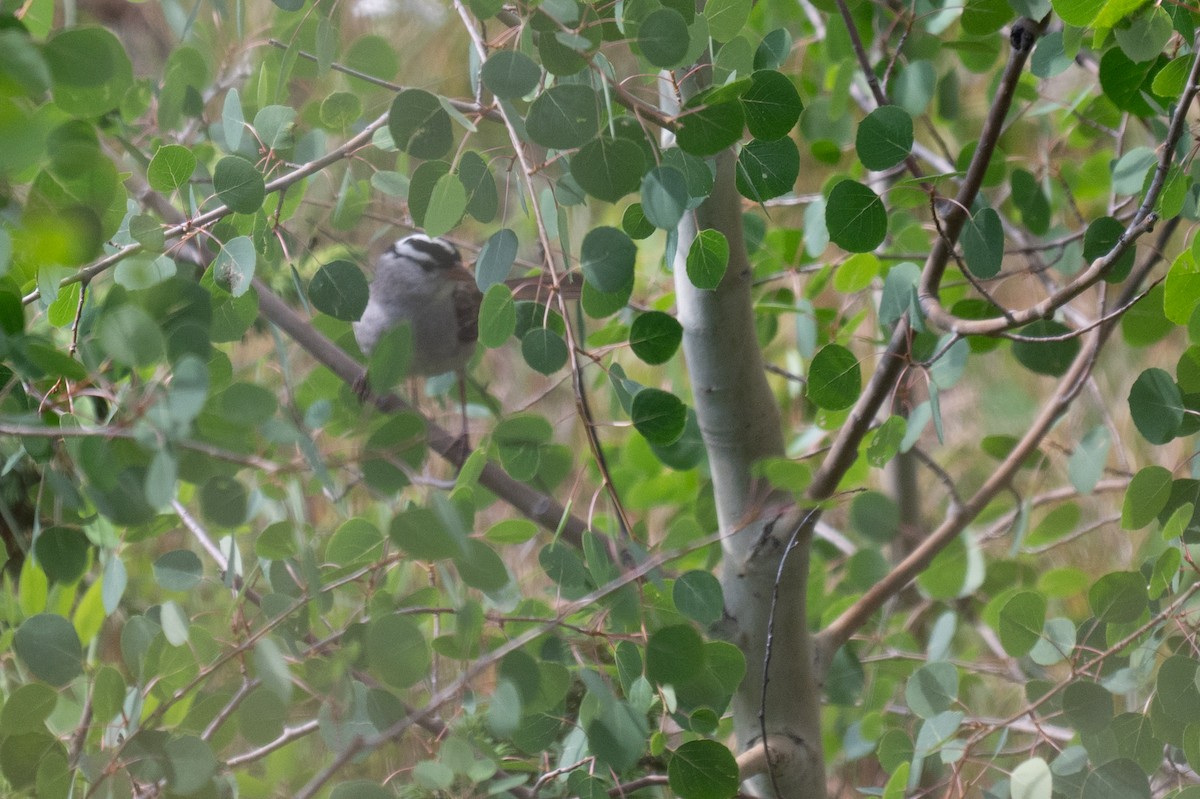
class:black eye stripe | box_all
[400,236,461,270]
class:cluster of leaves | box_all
[3,0,1200,796]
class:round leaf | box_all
[960,207,1003,279]
[481,50,541,99]
[735,136,799,200]
[14,614,82,686]
[646,624,704,684]
[1128,367,1183,444]
[826,179,887,253]
[570,137,645,203]
[641,166,690,228]
[1011,320,1080,377]
[686,229,729,290]
[388,89,452,160]
[34,527,89,585]
[581,226,637,292]
[310,260,368,322]
[478,284,516,348]
[668,739,738,799]
[521,328,569,374]
[630,311,683,365]
[153,549,203,591]
[638,8,691,68]
[673,571,724,625]
[677,100,745,157]
[807,343,862,411]
[1088,571,1147,624]
[856,105,913,170]
[368,614,430,688]
[998,591,1046,658]
[742,70,802,141]
[147,144,195,193]
[476,228,518,289]
[631,388,687,445]
[422,171,467,237]
[526,84,601,150]
[213,156,265,214]
[905,662,959,719]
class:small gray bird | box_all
[353,234,482,454]
[353,234,482,376]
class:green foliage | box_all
[3,0,1200,797]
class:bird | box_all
[354,234,482,453]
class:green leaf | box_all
[147,144,196,193]
[676,99,745,157]
[320,91,361,129]
[1088,571,1147,624]
[705,0,751,42]
[638,8,690,67]
[668,739,739,799]
[1069,426,1110,494]
[1010,756,1052,799]
[1084,216,1136,282]
[495,414,552,481]
[44,27,133,117]
[807,343,862,411]
[200,475,248,528]
[389,507,461,561]
[570,137,645,203]
[630,311,683,365]
[581,226,637,292]
[674,571,724,625]
[1165,250,1200,324]
[388,89,452,159]
[1051,0,1098,26]
[481,50,542,99]
[521,328,569,374]
[326,519,384,567]
[905,662,959,719]
[961,0,1012,34]
[998,591,1046,658]
[1065,676,1108,729]
[631,388,687,444]
[368,614,430,688]
[310,260,368,322]
[647,624,704,684]
[641,166,690,228]
[735,137,799,201]
[479,284,516,348]
[526,84,601,150]
[454,539,511,591]
[855,105,913,170]
[1156,655,1200,722]
[458,151,497,223]
[867,415,906,467]
[1122,465,1173,529]
[1081,758,1150,799]
[14,614,82,686]
[741,70,803,141]
[97,304,164,367]
[213,156,266,214]
[1128,367,1183,444]
[686,229,730,290]
[423,172,467,237]
[115,255,176,290]
[826,180,887,253]
[34,527,89,585]
[239,688,286,745]
[1010,169,1050,235]
[212,235,257,297]
[1114,7,1173,63]
[960,207,1003,279]
[152,550,202,591]
[476,228,518,289]
[1011,320,1079,377]
[165,735,216,795]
